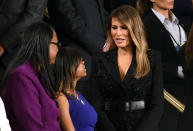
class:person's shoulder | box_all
[147,49,161,56]
[56,92,69,104]
[142,10,153,22]
[147,49,162,65]
[12,61,36,75]
[4,62,41,94]
[9,61,39,82]
[142,10,159,28]
[93,49,116,60]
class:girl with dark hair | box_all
[1,22,61,131]
[55,47,97,131]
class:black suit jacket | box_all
[48,0,107,78]
[0,0,48,66]
[173,0,193,29]
[48,0,107,54]
[87,49,163,131]
[177,67,193,131]
[111,0,136,10]
[142,10,189,87]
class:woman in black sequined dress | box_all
[88,5,164,131]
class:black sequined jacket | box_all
[89,49,164,131]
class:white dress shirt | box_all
[152,8,187,78]
[0,97,11,131]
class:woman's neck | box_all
[153,6,172,22]
[118,46,133,57]
[73,79,78,89]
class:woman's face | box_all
[111,18,131,48]
[75,60,87,80]
[49,30,59,64]
[151,0,174,11]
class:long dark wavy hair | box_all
[1,22,56,98]
[185,23,193,69]
[55,47,82,99]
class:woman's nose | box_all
[116,28,122,35]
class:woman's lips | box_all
[115,38,125,44]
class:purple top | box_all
[2,61,61,131]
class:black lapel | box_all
[100,49,136,83]
[122,54,136,82]
[100,50,122,83]
[178,20,189,36]
[148,10,177,52]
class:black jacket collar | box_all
[144,10,189,53]
[100,49,136,83]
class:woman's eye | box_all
[121,26,128,29]
[111,26,117,29]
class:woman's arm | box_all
[56,93,75,131]
[135,50,164,131]
[88,55,117,131]
[2,72,54,131]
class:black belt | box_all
[104,100,145,112]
